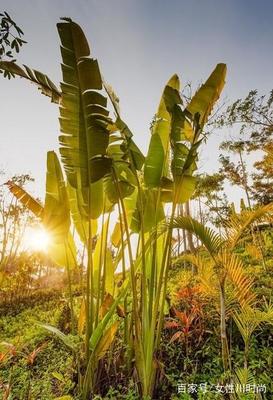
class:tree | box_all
[251,142,273,204]
[0,12,26,78]
[219,140,252,208]
[0,173,35,269]
[209,92,273,273]
[216,89,273,207]
[216,89,273,150]
[170,202,273,372]
[194,173,229,231]
[0,173,52,298]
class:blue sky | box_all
[1,0,273,199]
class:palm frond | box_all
[245,243,263,261]
[226,203,273,249]
[221,252,256,309]
[234,367,255,386]
[233,305,273,345]
[197,260,218,299]
[171,216,223,256]
[174,253,206,271]
[174,252,218,299]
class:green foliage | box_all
[0,60,61,101]
[1,14,227,399]
[6,10,273,400]
[216,89,273,148]
[4,180,43,218]
[0,299,73,399]
[171,215,224,256]
[1,9,273,400]
[0,12,26,75]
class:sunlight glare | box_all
[22,227,50,252]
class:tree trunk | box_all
[179,204,187,253]
[238,150,252,209]
[185,201,195,253]
[219,279,230,371]
[185,201,197,274]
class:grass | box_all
[0,295,75,400]
[0,261,273,399]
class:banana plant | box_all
[0,60,61,103]
[129,64,227,397]
[2,16,227,398]
[55,23,138,395]
[2,18,140,396]
[5,150,127,396]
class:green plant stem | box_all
[85,212,94,363]
[64,237,75,334]
[95,207,106,327]
[219,278,231,372]
[117,200,130,366]
[113,168,140,339]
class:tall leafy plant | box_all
[2,17,226,398]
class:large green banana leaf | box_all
[4,180,44,217]
[111,186,139,244]
[67,183,98,244]
[43,151,70,242]
[43,151,76,268]
[104,125,140,211]
[160,175,196,203]
[47,237,76,270]
[186,63,227,129]
[144,74,180,188]
[103,80,144,165]
[168,64,226,181]
[103,81,145,171]
[57,20,112,219]
[67,183,88,244]
[0,61,61,103]
[6,152,76,269]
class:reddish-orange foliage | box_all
[165,285,205,347]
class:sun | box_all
[22,227,51,252]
